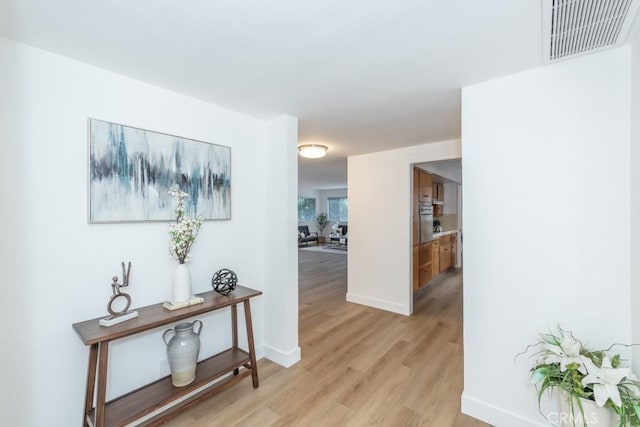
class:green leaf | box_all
[531,367,548,384]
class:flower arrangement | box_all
[168,187,203,264]
[525,326,640,426]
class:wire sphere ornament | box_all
[211,269,238,295]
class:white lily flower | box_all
[542,333,586,373]
[582,356,630,407]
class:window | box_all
[298,197,316,221]
[327,197,348,222]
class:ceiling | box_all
[0,0,543,189]
[416,159,462,184]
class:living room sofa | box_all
[298,226,318,247]
[329,224,348,243]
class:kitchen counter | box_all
[433,230,458,238]
[420,229,458,244]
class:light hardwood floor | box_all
[164,250,488,426]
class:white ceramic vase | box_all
[558,391,613,426]
[162,320,202,387]
[172,263,192,303]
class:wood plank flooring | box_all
[164,250,488,426]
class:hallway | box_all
[167,250,487,426]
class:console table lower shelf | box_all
[90,349,251,426]
[73,286,262,427]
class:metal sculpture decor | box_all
[211,269,238,295]
[99,262,139,327]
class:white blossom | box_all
[582,356,630,407]
[168,187,203,264]
[540,332,587,373]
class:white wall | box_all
[347,140,461,315]
[443,183,457,214]
[264,116,301,366]
[0,37,298,426]
[630,17,640,375]
[298,188,320,202]
[462,47,632,426]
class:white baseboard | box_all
[255,345,264,360]
[461,393,546,427]
[346,292,410,316]
[263,345,301,368]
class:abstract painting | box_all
[89,119,231,222]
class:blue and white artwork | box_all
[89,119,231,222]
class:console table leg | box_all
[243,300,259,388]
[231,304,239,375]
[83,343,98,426]
[95,342,109,427]
[231,304,238,349]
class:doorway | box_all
[411,159,463,312]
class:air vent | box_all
[543,0,640,63]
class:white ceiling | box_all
[0,0,543,189]
[416,159,462,184]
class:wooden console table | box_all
[72,286,262,427]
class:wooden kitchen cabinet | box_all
[412,244,419,291]
[413,167,420,206]
[436,233,458,273]
[451,234,457,267]
[418,169,433,203]
[439,236,451,272]
[432,182,444,202]
[431,239,440,274]
[419,242,432,266]
[432,182,444,217]
[413,233,458,292]
[418,242,433,289]
[419,264,433,288]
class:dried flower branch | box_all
[168,187,203,264]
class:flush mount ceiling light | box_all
[298,144,328,159]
